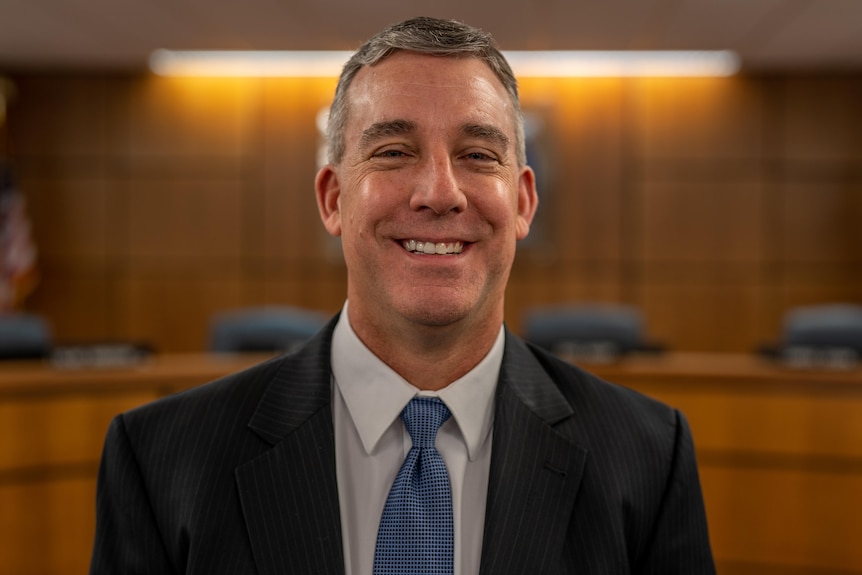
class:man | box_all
[90,16,715,575]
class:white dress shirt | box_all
[331,303,503,575]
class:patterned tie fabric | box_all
[373,396,454,575]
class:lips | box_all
[401,240,465,255]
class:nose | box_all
[408,154,468,215]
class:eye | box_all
[461,149,500,165]
[377,149,407,158]
[370,145,415,161]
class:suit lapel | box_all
[232,320,587,575]
[235,317,346,575]
[480,332,588,575]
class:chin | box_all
[398,299,476,328]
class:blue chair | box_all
[776,304,862,367]
[522,303,657,361]
[783,304,862,351]
[209,306,328,354]
[0,312,52,360]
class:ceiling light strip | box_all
[506,50,740,77]
[149,49,741,78]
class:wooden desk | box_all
[0,353,271,575]
[2,352,861,575]
[582,353,862,575]
[0,353,274,396]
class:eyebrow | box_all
[360,120,416,149]
[358,119,511,151]
[461,123,510,151]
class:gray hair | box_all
[325,16,526,166]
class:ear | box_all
[315,165,343,237]
[515,166,539,240]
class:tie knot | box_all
[401,397,451,449]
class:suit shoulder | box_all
[121,354,286,433]
[524,341,680,432]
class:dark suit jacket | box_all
[90,316,715,574]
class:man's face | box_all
[316,51,538,335]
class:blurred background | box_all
[1,0,860,353]
[1,1,861,574]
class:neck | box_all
[347,305,503,391]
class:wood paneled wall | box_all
[5,72,862,352]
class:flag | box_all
[0,165,39,311]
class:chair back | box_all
[780,304,862,367]
[0,313,52,360]
[522,304,647,360]
[209,306,327,353]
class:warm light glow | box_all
[506,51,741,77]
[149,50,354,77]
[150,50,741,78]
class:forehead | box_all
[345,51,515,139]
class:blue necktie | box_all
[373,396,454,575]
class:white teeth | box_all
[401,240,464,255]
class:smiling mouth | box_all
[401,240,465,255]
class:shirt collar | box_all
[331,302,503,461]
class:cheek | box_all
[339,180,389,238]
[472,186,522,227]
[352,174,405,214]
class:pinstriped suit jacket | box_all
[90,315,715,574]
